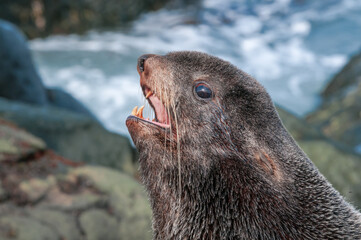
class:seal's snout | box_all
[128,53,171,131]
[138,54,155,73]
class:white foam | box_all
[233,16,262,35]
[321,55,347,68]
[291,21,311,35]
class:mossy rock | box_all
[0,118,46,162]
[0,165,152,240]
[0,120,152,239]
[72,166,152,240]
[0,216,57,240]
[28,209,82,240]
[79,209,119,240]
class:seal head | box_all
[126,51,361,239]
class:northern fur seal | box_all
[126,51,361,239]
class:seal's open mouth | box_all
[130,86,170,129]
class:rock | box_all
[276,106,323,140]
[0,185,5,201]
[307,85,361,151]
[0,165,152,240]
[0,98,138,175]
[0,118,46,162]
[73,166,152,239]
[0,216,57,240]
[28,209,82,240]
[80,209,118,240]
[0,20,47,105]
[0,20,97,120]
[322,52,361,99]
[18,176,55,203]
[40,185,106,211]
[0,120,152,239]
[46,87,97,119]
[307,51,361,152]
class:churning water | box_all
[30,0,361,136]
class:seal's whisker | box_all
[168,102,173,164]
[172,101,182,198]
[163,86,168,154]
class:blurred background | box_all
[0,0,360,239]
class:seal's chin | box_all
[126,86,171,129]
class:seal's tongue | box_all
[148,94,169,125]
[130,90,170,128]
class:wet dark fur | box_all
[127,51,361,239]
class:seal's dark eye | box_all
[195,83,212,99]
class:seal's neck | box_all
[143,150,361,240]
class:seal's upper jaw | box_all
[126,54,171,130]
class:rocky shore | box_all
[0,119,151,240]
[0,19,360,239]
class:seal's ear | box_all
[254,151,281,181]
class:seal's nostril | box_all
[138,54,155,73]
[139,58,145,72]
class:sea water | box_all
[30,0,361,136]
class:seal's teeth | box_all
[137,105,144,118]
[145,91,153,99]
[131,106,138,116]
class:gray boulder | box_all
[0,20,96,120]
[46,87,97,119]
[0,20,47,105]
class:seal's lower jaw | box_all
[126,115,170,129]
